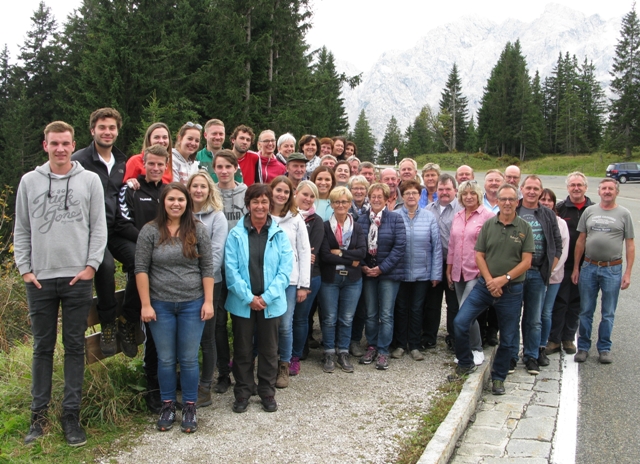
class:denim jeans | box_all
[318,276,362,352]
[518,269,547,361]
[578,262,622,352]
[278,285,297,363]
[394,281,428,350]
[540,282,560,347]
[453,279,483,351]
[149,297,205,403]
[200,282,222,387]
[26,278,93,412]
[363,277,401,355]
[292,276,321,358]
[454,278,523,381]
[350,293,366,344]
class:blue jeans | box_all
[578,262,622,352]
[149,298,205,403]
[278,285,297,363]
[292,276,321,358]
[26,278,93,412]
[318,276,362,352]
[454,278,523,381]
[453,279,483,352]
[540,282,560,347]
[363,278,401,355]
[518,269,547,362]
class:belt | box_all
[335,270,349,276]
[584,257,622,267]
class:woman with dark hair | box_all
[311,166,336,221]
[345,141,357,158]
[299,134,321,178]
[334,160,351,187]
[332,136,347,160]
[539,188,569,358]
[136,182,214,434]
[124,122,173,185]
[173,122,202,184]
[224,184,293,413]
[269,176,311,388]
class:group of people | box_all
[14,109,634,446]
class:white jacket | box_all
[272,211,311,289]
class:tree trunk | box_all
[244,8,252,116]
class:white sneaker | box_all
[473,350,485,366]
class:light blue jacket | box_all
[224,217,293,319]
[395,207,442,282]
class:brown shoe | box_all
[545,342,561,355]
[275,361,290,389]
[562,340,577,354]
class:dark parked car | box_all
[606,162,640,184]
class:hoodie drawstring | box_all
[47,173,71,210]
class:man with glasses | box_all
[257,130,286,183]
[547,172,594,356]
[452,184,534,395]
[505,165,523,200]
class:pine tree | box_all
[309,47,350,137]
[439,63,468,152]
[403,106,436,156]
[351,109,376,162]
[464,116,478,153]
[578,58,606,152]
[378,116,403,164]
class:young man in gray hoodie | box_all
[14,121,107,447]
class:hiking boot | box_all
[322,353,335,373]
[391,347,405,359]
[410,349,424,361]
[60,410,86,447]
[100,321,117,357]
[24,410,47,445]
[336,352,354,373]
[261,396,278,412]
[232,397,249,413]
[574,350,588,363]
[195,385,212,408]
[213,375,231,394]
[525,358,540,375]
[181,402,197,433]
[117,317,138,358]
[157,401,176,431]
[289,357,301,376]
[455,364,477,377]
[538,347,550,366]
[492,380,506,395]
[486,328,499,346]
[545,341,561,355]
[359,346,377,365]
[598,351,613,364]
[349,341,365,357]
[376,354,389,370]
[275,361,290,388]
[563,340,577,354]
[508,358,517,374]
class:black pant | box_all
[200,281,222,386]
[94,247,117,324]
[231,311,280,400]
[549,271,581,343]
[215,281,231,378]
[107,235,139,323]
[422,262,459,346]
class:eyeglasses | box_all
[498,197,517,203]
[186,121,202,130]
[403,191,419,197]
[331,200,350,206]
[568,183,585,188]
[260,139,276,144]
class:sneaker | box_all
[598,351,613,364]
[195,385,212,408]
[349,341,365,357]
[545,341,561,355]
[322,353,335,373]
[60,410,87,447]
[336,352,354,373]
[508,358,517,374]
[181,402,197,433]
[410,349,424,361]
[117,318,138,358]
[376,354,389,370]
[525,358,540,375]
[455,364,477,377]
[563,340,577,354]
[492,379,506,395]
[359,346,377,364]
[538,347,550,367]
[213,375,232,394]
[156,401,176,431]
[99,321,117,357]
[24,411,47,445]
[232,397,249,413]
[472,350,485,366]
[289,357,301,376]
[275,361,290,388]
[261,396,278,412]
[574,350,588,363]
[391,347,405,359]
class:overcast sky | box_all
[2,0,634,70]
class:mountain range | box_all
[339,3,623,141]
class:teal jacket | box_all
[224,216,293,318]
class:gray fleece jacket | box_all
[14,161,107,279]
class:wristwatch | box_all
[505,273,511,281]
[339,251,343,257]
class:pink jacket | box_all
[447,205,495,282]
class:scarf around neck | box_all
[330,213,353,250]
[367,208,385,255]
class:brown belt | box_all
[584,257,622,267]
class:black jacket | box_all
[113,175,164,243]
[557,195,594,270]
[319,220,367,283]
[72,141,127,230]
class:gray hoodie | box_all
[194,207,228,283]
[218,182,248,231]
[14,161,107,279]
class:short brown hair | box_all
[369,182,391,200]
[319,137,334,149]
[44,121,74,140]
[399,179,423,196]
[144,144,170,162]
[299,134,320,157]
[231,124,254,142]
[214,149,238,169]
[89,108,122,130]
[244,183,272,208]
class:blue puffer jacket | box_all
[395,207,442,282]
[357,208,406,281]
[224,218,293,319]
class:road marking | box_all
[552,352,579,464]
